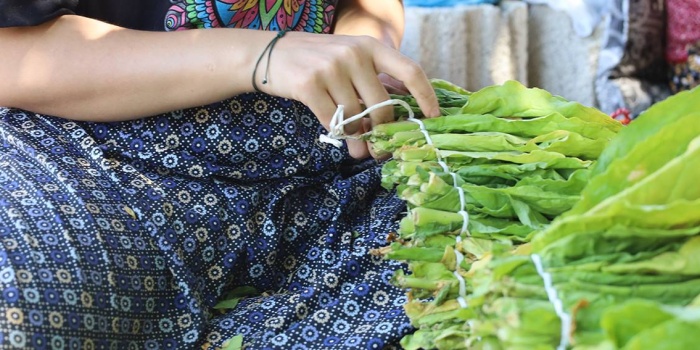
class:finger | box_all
[379,73,410,95]
[304,87,368,159]
[326,78,364,135]
[303,89,338,131]
[346,139,370,159]
[352,69,393,129]
[370,44,440,118]
[345,117,370,159]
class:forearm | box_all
[333,0,405,48]
[0,15,277,121]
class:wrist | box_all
[251,28,292,93]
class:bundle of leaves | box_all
[368,80,620,305]
[380,84,700,349]
[369,80,621,245]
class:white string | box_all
[319,99,415,147]
[412,127,469,237]
[449,172,470,236]
[453,218,468,308]
[531,254,571,350]
[456,295,468,308]
[406,117,432,145]
[449,172,460,188]
[453,248,468,308]
[331,100,474,308]
[458,210,470,236]
[406,109,473,309]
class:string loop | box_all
[318,99,414,147]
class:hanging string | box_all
[531,253,571,350]
[405,117,469,237]
[408,116,471,309]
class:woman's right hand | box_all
[255,32,440,159]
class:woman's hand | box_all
[335,0,412,95]
[278,0,432,159]
[255,33,439,159]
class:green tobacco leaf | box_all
[214,286,259,310]
[601,300,700,350]
[602,236,700,275]
[386,244,445,263]
[438,149,592,169]
[378,130,606,160]
[533,198,700,252]
[539,229,688,267]
[533,136,700,251]
[622,319,700,350]
[567,113,700,217]
[220,335,244,350]
[369,112,617,141]
[389,78,471,118]
[459,80,621,132]
[592,87,700,178]
[405,172,580,219]
[430,78,472,96]
[213,298,242,310]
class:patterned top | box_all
[165,0,336,32]
[0,1,416,349]
[0,0,336,33]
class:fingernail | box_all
[431,107,441,117]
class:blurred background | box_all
[399,0,699,117]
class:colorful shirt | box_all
[0,0,336,33]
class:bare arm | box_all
[0,15,277,121]
[334,0,405,48]
[0,13,438,160]
[334,0,408,92]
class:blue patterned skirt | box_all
[0,93,411,349]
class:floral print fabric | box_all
[165,0,336,32]
[0,0,416,349]
[0,96,413,350]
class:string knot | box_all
[318,99,415,147]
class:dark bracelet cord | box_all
[252,28,292,93]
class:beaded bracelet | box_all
[252,28,292,93]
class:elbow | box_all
[0,86,23,110]
[0,22,65,113]
[0,33,34,110]
[0,48,71,114]
[0,83,43,113]
[0,81,70,117]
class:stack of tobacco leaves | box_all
[371,80,621,245]
[374,82,700,349]
[366,79,621,347]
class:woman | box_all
[0,0,439,348]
